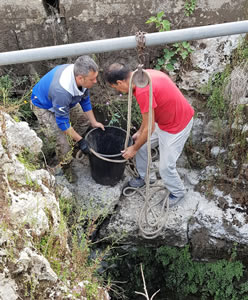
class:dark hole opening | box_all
[43,0,60,15]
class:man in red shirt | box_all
[104,63,194,206]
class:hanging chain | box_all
[135,31,147,66]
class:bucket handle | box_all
[75,149,85,161]
[75,148,127,163]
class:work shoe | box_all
[169,193,184,207]
[128,176,145,188]
[128,176,156,188]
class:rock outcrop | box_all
[179,34,246,91]
[0,111,110,300]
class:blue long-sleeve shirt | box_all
[31,64,92,131]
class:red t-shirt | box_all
[133,69,194,134]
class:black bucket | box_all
[85,126,132,186]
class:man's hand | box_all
[92,121,105,131]
[78,139,90,154]
[85,110,105,131]
[121,145,137,160]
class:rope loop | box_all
[75,148,127,163]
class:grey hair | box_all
[74,55,98,76]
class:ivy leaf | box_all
[182,41,189,48]
[155,64,162,70]
[173,42,179,48]
[146,16,157,24]
[166,63,175,71]
[180,50,189,59]
[157,58,165,65]
[164,51,175,60]
[162,20,170,31]
[156,11,164,20]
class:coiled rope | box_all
[76,146,126,163]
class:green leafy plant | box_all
[106,245,248,300]
[0,72,38,123]
[146,11,193,71]
[195,40,248,200]
[24,174,40,191]
[146,11,170,32]
[156,245,248,300]
[17,148,41,171]
[95,97,142,129]
[184,0,197,16]
[201,66,231,119]
[24,273,38,300]
[108,112,121,126]
[232,35,248,64]
[0,75,13,106]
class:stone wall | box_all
[0,0,247,76]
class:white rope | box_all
[76,148,127,163]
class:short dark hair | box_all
[104,63,131,84]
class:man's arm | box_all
[63,110,104,142]
[85,110,105,130]
[122,109,155,160]
[58,109,104,143]
[79,91,104,130]
[132,117,146,141]
[55,112,83,142]
[64,126,82,142]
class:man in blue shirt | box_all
[31,55,104,163]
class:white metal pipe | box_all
[0,20,248,66]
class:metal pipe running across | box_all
[0,20,248,66]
